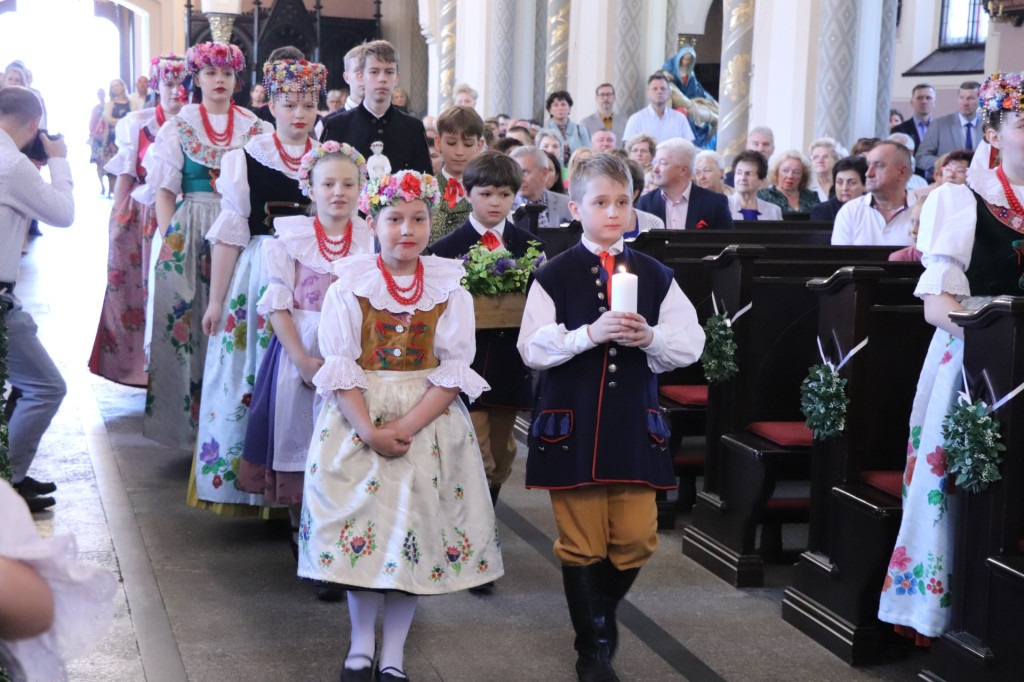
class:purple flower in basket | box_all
[491,258,515,275]
[532,255,546,268]
[199,438,219,464]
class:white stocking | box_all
[378,592,418,676]
[345,591,383,669]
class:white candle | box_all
[202,0,242,14]
[611,267,638,314]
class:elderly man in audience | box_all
[810,155,868,221]
[635,137,734,230]
[891,83,935,175]
[831,140,916,246]
[916,80,981,180]
[510,145,573,227]
[590,128,616,153]
[724,125,775,185]
[888,132,929,192]
[727,150,782,221]
[579,83,626,144]
[623,72,694,144]
[453,83,478,109]
[757,150,820,214]
[807,138,842,200]
[693,150,732,196]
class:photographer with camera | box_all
[0,86,74,513]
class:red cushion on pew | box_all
[659,384,708,406]
[861,470,903,499]
[746,421,814,448]
[764,497,811,522]
[673,455,704,468]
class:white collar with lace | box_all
[968,164,1024,211]
[332,253,465,315]
[273,215,372,274]
[243,133,318,180]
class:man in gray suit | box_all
[916,80,981,181]
[579,83,626,147]
[510,146,574,227]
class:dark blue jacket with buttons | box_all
[524,242,675,490]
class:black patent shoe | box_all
[14,476,57,496]
[376,666,409,681]
[468,580,495,595]
[340,654,374,682]
[25,495,56,513]
[315,581,346,602]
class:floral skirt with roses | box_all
[878,328,965,638]
[299,369,504,594]
[189,235,274,511]
[142,192,216,450]
[89,177,156,387]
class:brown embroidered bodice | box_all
[356,297,448,371]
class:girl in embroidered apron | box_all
[238,142,373,544]
[879,73,1024,642]
[89,54,187,388]
[141,42,269,451]
[298,171,503,681]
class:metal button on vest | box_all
[607,381,617,388]
[608,364,617,373]
[393,348,402,357]
[595,279,603,287]
[598,306,608,313]
[395,325,405,333]
[608,348,617,356]
[597,292,605,300]
[561,444,569,451]
[591,266,599,274]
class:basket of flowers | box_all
[459,241,546,329]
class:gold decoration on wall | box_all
[545,3,570,94]
[730,0,754,30]
[677,34,699,49]
[721,53,752,103]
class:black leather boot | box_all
[600,560,640,659]
[561,564,619,682]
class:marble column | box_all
[438,0,457,109]
[489,0,516,116]
[534,0,547,118]
[544,0,570,96]
[813,0,859,144]
[716,0,755,159]
[614,0,644,115]
[665,0,680,63]
[875,0,898,137]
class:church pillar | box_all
[544,0,570,95]
[488,0,516,117]
[874,0,898,137]
[533,0,547,117]
[613,0,644,115]
[716,0,755,159]
[438,0,457,109]
[813,0,859,144]
[665,0,680,63]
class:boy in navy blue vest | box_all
[432,151,544,514]
[517,154,704,681]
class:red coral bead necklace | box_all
[314,216,353,260]
[377,254,425,306]
[274,132,311,172]
[199,102,238,146]
[997,165,1024,217]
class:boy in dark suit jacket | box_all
[431,151,545,512]
[518,155,704,680]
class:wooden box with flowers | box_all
[459,242,546,329]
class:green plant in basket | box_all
[459,241,546,296]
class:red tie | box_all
[444,177,465,209]
[480,231,501,251]
[599,250,614,304]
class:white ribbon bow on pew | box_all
[816,335,868,373]
[710,293,752,328]
[960,365,1024,414]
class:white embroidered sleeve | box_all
[914,183,977,299]
[142,121,184,195]
[102,115,136,176]
[428,288,490,399]
[257,239,296,316]
[206,149,252,247]
[313,285,367,395]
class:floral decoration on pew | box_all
[699,295,748,384]
[0,295,10,483]
[942,397,1005,493]
[459,241,545,296]
[800,336,867,441]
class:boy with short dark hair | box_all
[429,105,486,243]
[517,154,704,681]
[431,151,544,520]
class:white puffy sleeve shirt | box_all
[914,181,978,300]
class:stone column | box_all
[716,0,755,159]
[534,0,547,118]
[438,0,457,109]
[613,0,645,115]
[665,0,680,62]
[489,0,516,116]
[813,0,859,143]
[544,0,570,96]
[875,0,898,137]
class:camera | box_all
[22,128,62,163]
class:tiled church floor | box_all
[18,157,927,681]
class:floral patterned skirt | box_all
[878,329,963,637]
[142,192,216,450]
[89,177,155,387]
[189,236,273,510]
[298,369,504,595]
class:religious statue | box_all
[366,140,392,180]
[662,45,720,149]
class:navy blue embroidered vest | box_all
[966,189,1024,296]
[245,150,309,236]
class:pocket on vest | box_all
[532,409,574,443]
[647,409,671,445]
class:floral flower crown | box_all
[358,170,441,215]
[979,72,1024,124]
[149,54,187,87]
[297,141,368,197]
[185,42,245,74]
[262,59,328,99]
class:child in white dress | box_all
[298,170,503,681]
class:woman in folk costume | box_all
[298,170,503,680]
[878,73,1024,643]
[89,54,187,388]
[188,58,327,513]
[238,141,373,542]
[142,42,269,450]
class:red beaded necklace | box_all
[377,254,425,306]
[155,104,166,127]
[273,132,312,172]
[997,165,1024,217]
[314,216,353,260]
[199,102,237,146]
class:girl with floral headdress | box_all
[298,170,503,681]
[89,54,187,388]
[878,72,1024,643]
[141,42,269,451]
[187,58,329,514]
[237,142,373,541]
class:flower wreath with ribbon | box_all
[800,335,868,441]
[699,294,750,384]
[358,170,441,216]
[149,54,188,87]
[185,41,245,74]
[297,141,368,197]
[262,59,328,102]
